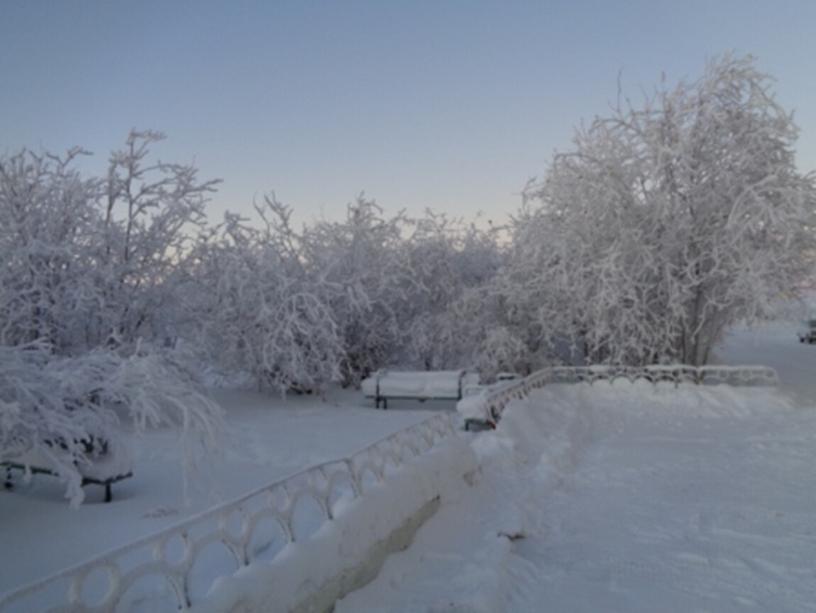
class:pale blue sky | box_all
[2,1,815,225]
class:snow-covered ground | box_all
[4,319,816,610]
[338,325,816,612]
[0,388,442,594]
[715,319,816,404]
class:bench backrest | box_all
[362,370,479,400]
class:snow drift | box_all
[340,381,805,612]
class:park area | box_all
[3,6,816,610]
[3,318,816,611]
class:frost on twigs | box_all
[187,199,346,395]
[0,133,224,505]
[504,54,816,366]
[188,196,506,392]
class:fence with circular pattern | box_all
[460,365,779,425]
[0,413,457,613]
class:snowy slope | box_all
[339,354,816,611]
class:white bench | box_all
[3,434,133,503]
[361,370,480,409]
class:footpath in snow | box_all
[339,378,816,612]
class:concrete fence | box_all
[0,413,475,613]
[458,365,779,425]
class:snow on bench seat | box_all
[362,370,480,409]
[2,434,133,503]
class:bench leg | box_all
[104,483,112,503]
[4,466,12,490]
[383,398,388,410]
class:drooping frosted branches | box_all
[188,196,506,391]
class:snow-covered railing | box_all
[458,365,779,426]
[0,414,457,613]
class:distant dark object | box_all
[495,372,520,382]
[797,320,816,344]
[464,418,496,432]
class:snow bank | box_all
[192,435,477,613]
[457,365,781,424]
[0,413,478,613]
[555,380,794,420]
[339,381,807,612]
[337,386,598,612]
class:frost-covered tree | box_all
[401,213,504,371]
[96,130,220,350]
[189,198,346,394]
[302,197,409,386]
[509,54,816,365]
[0,136,224,505]
[305,202,505,376]
[0,148,100,351]
[0,132,219,354]
[189,196,506,388]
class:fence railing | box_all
[462,365,779,425]
[0,413,456,613]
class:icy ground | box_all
[338,326,816,612]
[0,389,438,594]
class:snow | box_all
[5,320,816,611]
[455,378,516,421]
[2,54,814,612]
[715,318,816,404]
[6,435,133,486]
[0,388,438,595]
[361,370,479,400]
[195,432,477,613]
[337,329,816,612]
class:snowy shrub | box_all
[189,197,507,387]
[400,213,505,371]
[303,197,410,385]
[189,200,346,394]
[476,327,531,382]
